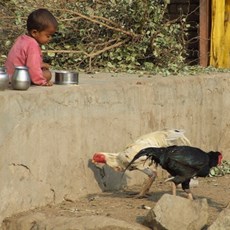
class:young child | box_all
[5,8,58,86]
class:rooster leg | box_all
[165,176,185,197]
[164,177,177,196]
[164,176,175,182]
[182,180,193,200]
[184,189,193,200]
[172,182,177,196]
[136,168,157,198]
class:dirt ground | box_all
[14,174,228,229]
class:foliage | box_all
[0,0,194,74]
[209,160,230,177]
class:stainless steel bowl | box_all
[55,71,79,85]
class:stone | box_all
[144,194,209,230]
[208,205,230,230]
[2,212,148,230]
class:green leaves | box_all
[209,160,230,177]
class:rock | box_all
[190,178,199,187]
[208,205,230,230]
[1,212,148,230]
[144,194,209,230]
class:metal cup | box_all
[11,66,31,90]
[0,67,9,91]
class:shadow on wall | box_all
[88,160,127,191]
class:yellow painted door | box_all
[210,0,230,68]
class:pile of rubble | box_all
[2,194,229,230]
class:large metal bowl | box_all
[55,71,79,85]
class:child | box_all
[5,8,58,86]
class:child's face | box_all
[31,25,56,45]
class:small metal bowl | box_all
[55,71,79,85]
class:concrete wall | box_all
[0,73,230,224]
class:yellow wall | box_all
[210,0,230,68]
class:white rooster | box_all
[92,129,191,197]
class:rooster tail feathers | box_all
[123,148,150,173]
[137,147,162,164]
[124,147,159,173]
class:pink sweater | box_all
[5,35,47,85]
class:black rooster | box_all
[124,146,222,199]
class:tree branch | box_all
[55,8,139,38]
[42,38,129,58]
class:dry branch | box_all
[88,38,129,58]
[42,50,88,55]
[42,38,129,58]
[55,8,139,38]
[91,15,120,28]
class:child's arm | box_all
[26,44,53,86]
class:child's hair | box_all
[27,8,58,32]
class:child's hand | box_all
[42,69,52,81]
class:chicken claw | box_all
[184,189,194,200]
